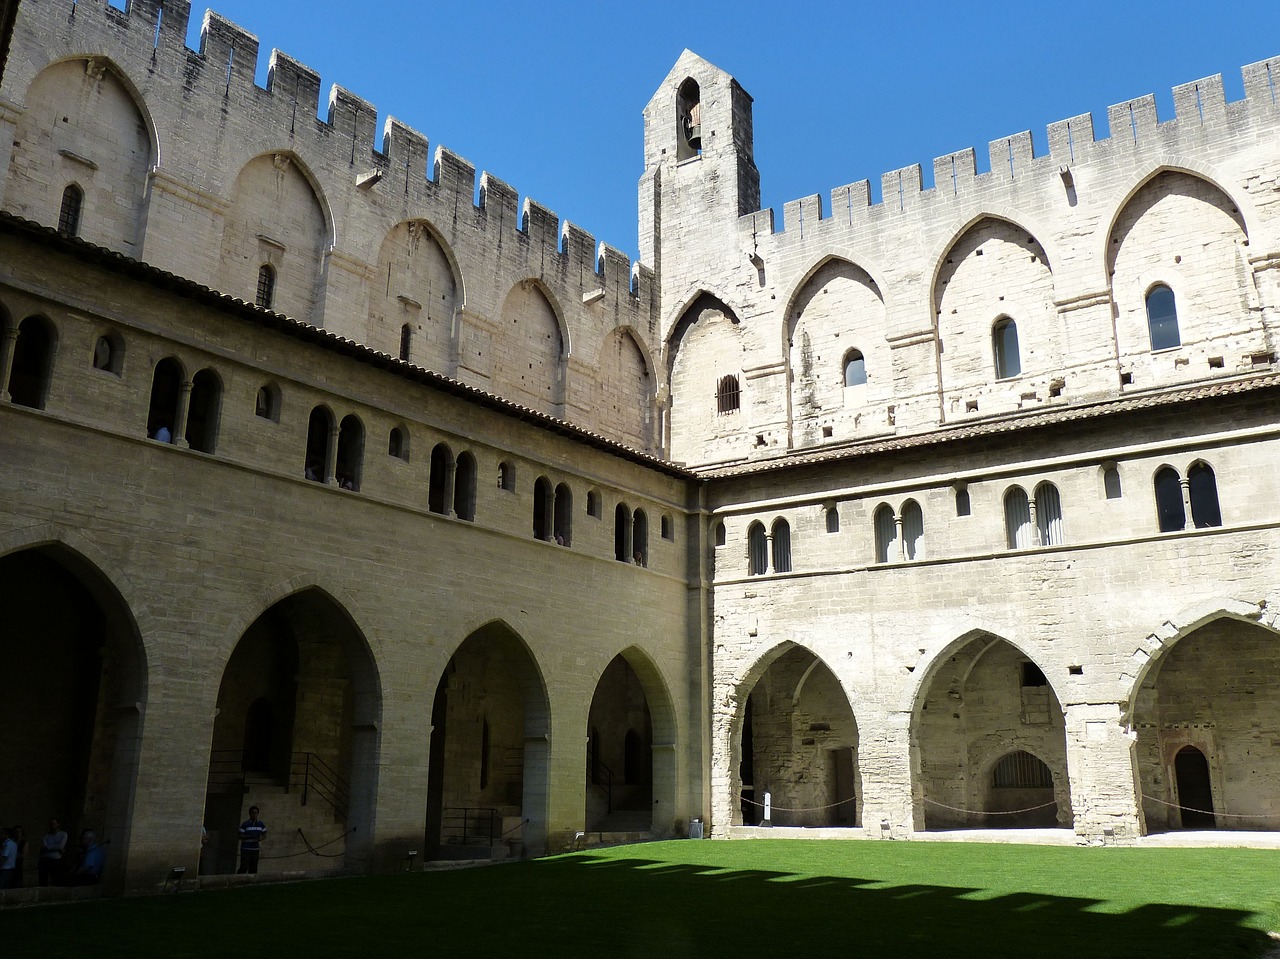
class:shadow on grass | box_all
[6,851,1275,959]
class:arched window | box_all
[661,513,674,541]
[993,317,1021,379]
[399,323,412,362]
[842,349,867,387]
[992,750,1054,789]
[714,521,726,547]
[304,406,333,482]
[147,357,183,441]
[497,461,515,492]
[747,522,768,576]
[716,374,740,414]
[1004,487,1033,549]
[553,482,572,545]
[255,264,276,310]
[533,476,554,541]
[58,184,83,236]
[901,500,924,561]
[632,509,649,566]
[954,486,972,517]
[825,506,840,534]
[770,518,792,573]
[388,427,407,460]
[1034,483,1063,546]
[1187,462,1222,529]
[255,383,280,421]
[335,414,364,491]
[873,503,896,563]
[615,503,632,562]
[186,367,221,454]
[428,444,453,514]
[676,77,702,161]
[1154,466,1185,532]
[1145,284,1180,351]
[1103,465,1122,500]
[92,332,122,374]
[586,489,602,518]
[9,316,55,410]
[454,452,477,521]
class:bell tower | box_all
[639,51,760,294]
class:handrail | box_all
[441,806,502,846]
[204,749,350,821]
[590,756,614,813]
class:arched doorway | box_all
[424,622,550,860]
[912,635,1070,830]
[0,545,145,885]
[204,589,380,875]
[585,656,653,833]
[732,645,860,828]
[1132,618,1278,832]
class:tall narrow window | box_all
[661,513,675,541]
[747,522,768,576]
[1154,466,1185,532]
[255,383,280,421]
[993,318,1021,379]
[533,476,554,541]
[553,482,573,545]
[1187,462,1222,529]
[676,77,702,161]
[58,184,83,236]
[1034,483,1063,546]
[770,519,792,573]
[1145,284,1180,351]
[9,316,55,410]
[454,452,477,521]
[825,506,840,534]
[714,521,726,547]
[901,500,924,561]
[429,444,453,514]
[497,461,515,492]
[147,357,184,441]
[716,374,741,414]
[388,427,407,460]
[842,349,867,387]
[615,503,632,562]
[336,415,364,491]
[256,264,276,309]
[586,489,602,518]
[399,323,412,362]
[304,406,333,482]
[873,504,896,563]
[955,486,972,517]
[186,368,221,454]
[1103,466,1123,500]
[92,333,122,374]
[632,509,649,566]
[1004,487,1033,549]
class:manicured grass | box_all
[8,840,1280,958]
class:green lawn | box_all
[9,840,1280,958]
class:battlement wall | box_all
[0,0,658,449]
[753,57,1280,243]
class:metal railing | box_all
[590,756,614,813]
[441,807,502,846]
[204,749,350,820]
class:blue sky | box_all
[174,0,1274,261]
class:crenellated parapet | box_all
[0,0,657,451]
[646,48,1280,468]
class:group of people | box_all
[0,818,105,889]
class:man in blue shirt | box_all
[237,807,267,874]
[67,830,104,885]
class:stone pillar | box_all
[708,679,740,836]
[0,325,17,401]
[857,709,915,839]
[173,380,193,449]
[324,426,340,486]
[1063,702,1143,844]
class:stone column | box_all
[0,325,17,401]
[324,426,340,486]
[857,708,915,839]
[1063,702,1143,844]
[173,380,193,449]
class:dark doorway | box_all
[1175,746,1216,829]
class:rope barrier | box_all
[1143,795,1278,820]
[739,796,856,813]
[923,798,1058,816]
[259,827,355,861]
